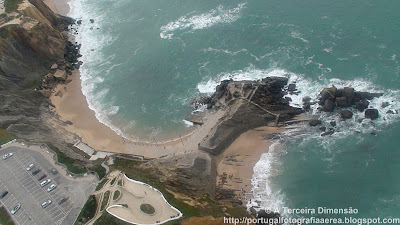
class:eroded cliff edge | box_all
[0,0,71,139]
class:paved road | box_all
[0,146,97,225]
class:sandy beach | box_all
[216,126,283,202]
[43,0,70,16]
[49,68,228,158]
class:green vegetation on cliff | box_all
[0,127,14,145]
[47,143,87,174]
[47,143,107,179]
[0,206,14,225]
[100,191,110,211]
[4,0,23,13]
[95,179,108,192]
[110,157,249,223]
[74,195,97,225]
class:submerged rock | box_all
[340,110,353,119]
[365,108,379,119]
[309,119,321,126]
[321,130,335,136]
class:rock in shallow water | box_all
[309,119,321,126]
[365,108,379,119]
[340,110,353,119]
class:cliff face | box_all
[0,0,71,140]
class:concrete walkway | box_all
[88,171,182,225]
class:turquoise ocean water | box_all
[69,0,400,222]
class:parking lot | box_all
[0,146,97,225]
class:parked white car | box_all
[40,179,51,187]
[47,184,57,192]
[11,204,21,215]
[26,164,35,171]
[41,200,52,209]
[2,153,13,160]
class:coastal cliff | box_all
[0,0,72,140]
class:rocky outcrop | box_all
[53,69,67,81]
[197,78,302,156]
[318,86,382,113]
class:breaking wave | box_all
[160,2,247,40]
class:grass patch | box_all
[94,212,131,225]
[90,165,106,180]
[0,127,14,146]
[112,190,120,201]
[100,191,110,211]
[0,206,14,225]
[95,179,108,192]
[111,157,250,220]
[4,0,23,13]
[46,143,87,174]
[140,203,155,215]
[111,158,201,217]
[74,195,97,225]
[25,77,42,90]
[110,177,116,186]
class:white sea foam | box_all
[67,0,135,140]
[247,141,287,214]
[160,2,247,40]
[202,47,248,56]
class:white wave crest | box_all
[160,2,247,39]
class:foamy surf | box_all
[160,2,247,40]
[67,0,135,140]
[196,65,400,215]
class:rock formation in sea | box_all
[197,77,303,156]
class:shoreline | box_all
[48,68,227,158]
[216,126,283,203]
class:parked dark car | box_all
[58,197,68,205]
[32,169,41,175]
[51,168,58,175]
[38,174,47,181]
[0,191,8,199]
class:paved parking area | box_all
[0,146,97,225]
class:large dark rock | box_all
[309,119,321,126]
[320,87,337,102]
[323,99,335,112]
[288,83,296,92]
[336,96,349,107]
[340,110,353,119]
[342,87,355,104]
[365,109,379,119]
[354,100,369,112]
[302,96,311,103]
